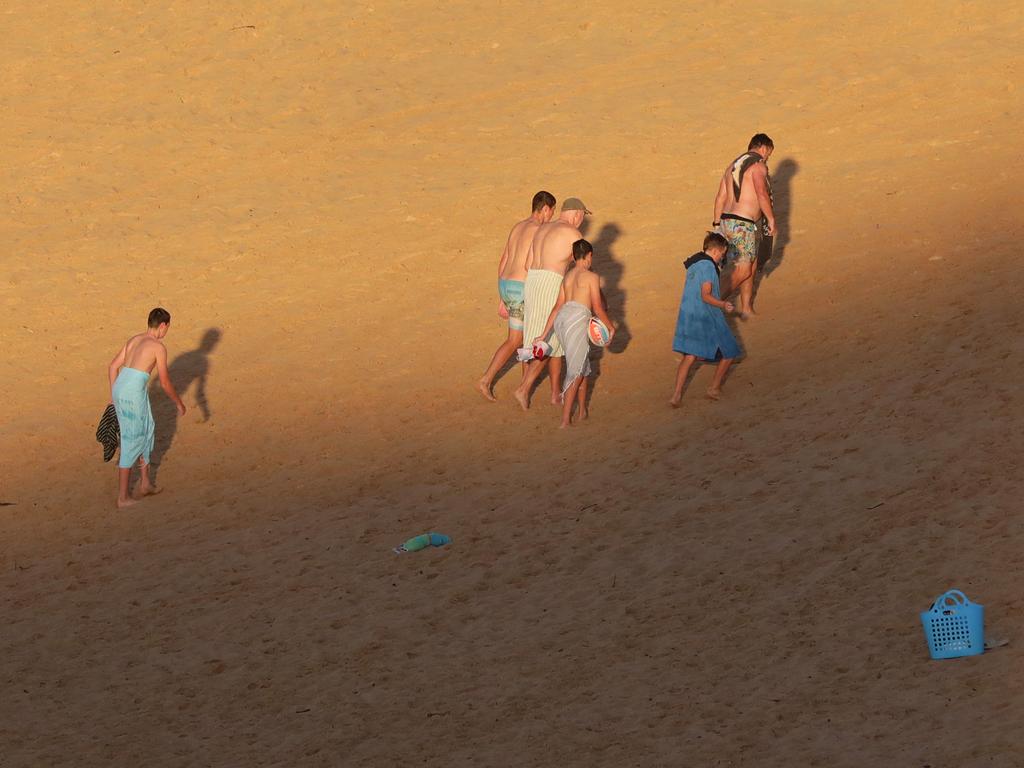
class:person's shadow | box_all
[578,221,628,409]
[149,328,221,484]
[589,222,629,354]
[757,157,798,281]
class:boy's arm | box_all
[701,281,734,312]
[155,344,187,416]
[108,343,127,402]
[713,172,728,226]
[535,283,567,343]
[752,165,775,235]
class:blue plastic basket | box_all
[920,589,984,660]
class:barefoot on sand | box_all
[513,388,529,411]
[475,379,497,402]
[116,497,138,509]
[133,484,163,499]
[669,399,681,409]
[705,387,722,401]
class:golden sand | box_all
[2,2,1022,765]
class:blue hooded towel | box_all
[672,255,741,360]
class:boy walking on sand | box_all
[107,308,186,508]
[533,239,615,428]
[670,232,741,407]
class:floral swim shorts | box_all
[720,214,760,265]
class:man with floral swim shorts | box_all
[477,190,556,401]
[712,133,776,319]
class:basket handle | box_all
[931,589,971,613]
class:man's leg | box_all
[514,358,548,411]
[670,355,697,407]
[720,235,738,299]
[117,466,135,508]
[720,270,733,301]
[548,357,564,405]
[560,376,583,428]
[728,261,753,316]
[706,358,734,400]
[477,329,523,401]
[737,260,756,317]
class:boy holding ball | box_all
[533,239,615,428]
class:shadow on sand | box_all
[756,156,798,285]
[149,328,222,484]
[580,221,628,410]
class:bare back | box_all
[721,157,769,221]
[122,333,164,375]
[500,217,543,282]
[562,266,600,310]
[531,220,583,274]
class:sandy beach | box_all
[2,1,1023,765]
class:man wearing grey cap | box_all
[514,197,591,410]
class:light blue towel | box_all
[672,259,741,360]
[394,532,451,553]
[112,367,155,469]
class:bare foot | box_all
[550,393,561,407]
[668,398,681,409]
[740,310,756,321]
[475,379,496,402]
[116,497,138,509]
[559,421,572,429]
[705,387,722,401]
[578,407,588,420]
[133,484,162,499]
[513,388,529,412]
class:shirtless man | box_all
[107,307,186,508]
[476,190,556,401]
[533,239,615,428]
[513,197,591,410]
[713,133,776,319]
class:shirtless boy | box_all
[533,239,615,428]
[713,133,776,319]
[107,308,186,508]
[476,190,556,401]
[513,197,591,410]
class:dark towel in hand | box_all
[96,404,120,462]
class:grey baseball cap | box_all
[561,197,592,214]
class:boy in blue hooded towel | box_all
[670,232,741,407]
